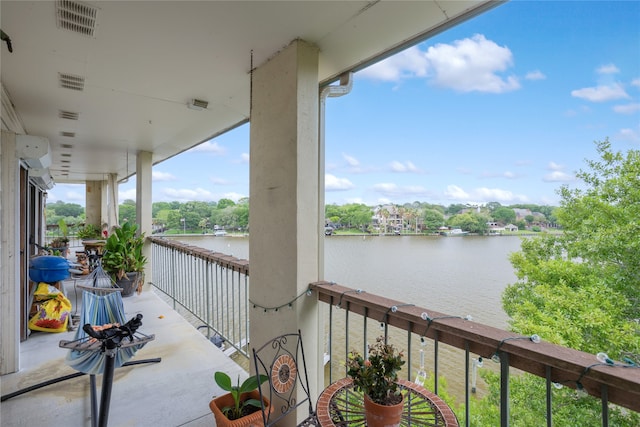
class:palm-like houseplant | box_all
[101,222,146,296]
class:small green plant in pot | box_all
[77,223,102,240]
[101,222,146,296]
[210,371,269,426]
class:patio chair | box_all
[252,330,319,426]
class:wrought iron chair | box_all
[252,330,319,426]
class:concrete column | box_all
[249,39,320,426]
[85,180,104,230]
[136,151,153,287]
[0,131,20,374]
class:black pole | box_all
[90,374,98,427]
[97,343,117,427]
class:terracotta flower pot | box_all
[364,394,404,427]
[209,389,269,427]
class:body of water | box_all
[169,234,525,401]
[177,234,524,329]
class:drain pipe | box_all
[318,72,353,280]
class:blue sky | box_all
[49,1,640,208]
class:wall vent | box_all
[59,73,85,91]
[60,131,76,137]
[61,153,72,157]
[188,99,209,110]
[61,144,74,149]
[56,0,98,37]
[59,110,79,120]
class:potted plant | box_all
[101,221,147,296]
[77,223,102,240]
[210,371,269,427]
[346,336,406,427]
[49,219,70,257]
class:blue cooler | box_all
[29,255,70,283]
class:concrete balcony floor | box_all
[1,279,248,426]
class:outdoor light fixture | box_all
[490,334,540,363]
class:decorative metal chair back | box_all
[252,330,318,426]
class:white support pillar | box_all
[85,180,104,230]
[249,39,320,426]
[0,131,21,374]
[136,151,152,287]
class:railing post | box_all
[500,351,510,427]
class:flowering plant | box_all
[346,336,405,405]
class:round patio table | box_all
[316,378,459,427]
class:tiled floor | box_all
[0,280,248,426]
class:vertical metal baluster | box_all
[328,296,334,382]
[601,384,608,427]
[345,301,350,377]
[363,307,368,360]
[465,341,470,427]
[546,365,552,427]
[434,331,439,395]
[500,351,510,427]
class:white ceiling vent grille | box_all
[60,131,76,137]
[59,110,79,120]
[59,73,85,91]
[56,0,98,37]
[188,99,209,111]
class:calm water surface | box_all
[172,234,525,401]
[179,234,524,329]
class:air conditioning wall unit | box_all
[16,135,52,169]
[30,172,54,190]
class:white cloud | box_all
[152,171,176,181]
[631,78,640,88]
[444,185,470,200]
[221,192,247,202]
[325,174,355,191]
[613,103,640,114]
[597,64,620,74]
[617,127,640,143]
[444,184,528,203]
[372,183,429,197]
[360,34,520,93]
[240,153,250,163]
[342,153,360,167]
[424,34,520,93]
[359,46,428,81]
[119,188,137,203]
[481,171,518,179]
[162,187,215,202]
[543,171,574,182]
[210,177,231,185]
[190,141,226,155]
[525,70,546,80]
[390,160,420,173]
[547,161,564,171]
[571,83,630,102]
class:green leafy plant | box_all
[77,223,102,240]
[346,336,405,405]
[101,221,146,280]
[213,371,269,420]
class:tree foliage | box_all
[470,140,640,426]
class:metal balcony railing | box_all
[149,237,250,358]
[148,237,640,426]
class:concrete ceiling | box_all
[1,0,499,185]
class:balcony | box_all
[2,238,639,426]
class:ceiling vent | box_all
[61,144,74,149]
[59,73,85,91]
[56,0,98,37]
[188,99,209,111]
[59,110,79,120]
[60,131,76,137]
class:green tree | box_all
[472,140,640,426]
[492,207,516,224]
[119,200,136,224]
[48,201,84,217]
[423,208,444,232]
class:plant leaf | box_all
[239,374,268,393]
[214,371,233,391]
